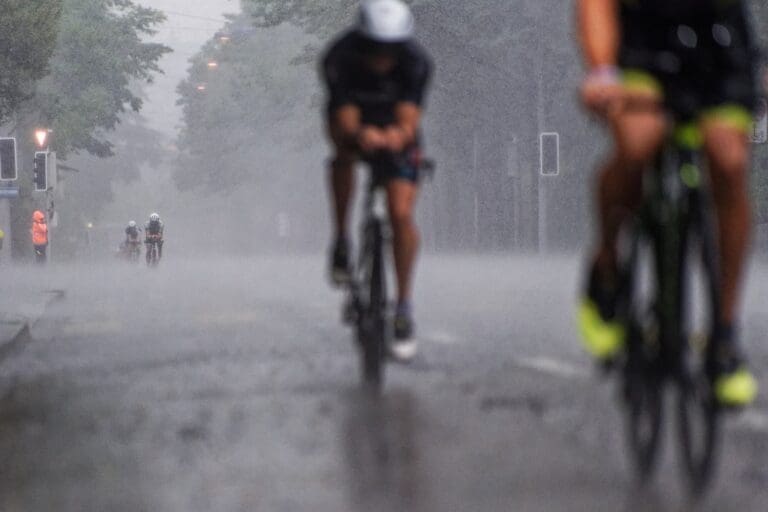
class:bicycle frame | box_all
[619,128,722,493]
[346,176,391,389]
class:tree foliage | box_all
[34,0,171,157]
[0,0,63,125]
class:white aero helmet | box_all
[128,220,137,228]
[150,213,160,222]
[358,0,414,43]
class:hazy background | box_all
[3,0,766,261]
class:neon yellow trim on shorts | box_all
[674,122,704,150]
[701,104,753,133]
[621,69,663,98]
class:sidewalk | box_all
[0,276,64,353]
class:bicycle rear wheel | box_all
[678,374,719,494]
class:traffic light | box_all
[33,152,48,191]
[0,138,18,181]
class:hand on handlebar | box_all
[357,126,388,153]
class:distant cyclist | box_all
[144,213,164,262]
[125,220,141,243]
[320,0,433,361]
[576,0,761,406]
[124,220,142,259]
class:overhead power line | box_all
[162,10,228,24]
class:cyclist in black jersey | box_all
[576,0,761,406]
[320,0,432,361]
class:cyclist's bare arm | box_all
[577,0,619,69]
[383,102,422,153]
[330,104,362,147]
[577,0,625,116]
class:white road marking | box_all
[734,410,768,433]
[514,356,590,379]
[423,330,459,345]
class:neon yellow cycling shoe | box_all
[714,367,758,408]
[578,299,625,361]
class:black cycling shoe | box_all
[329,238,351,287]
[585,261,621,321]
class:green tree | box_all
[0,0,62,125]
[34,0,171,157]
[8,0,170,259]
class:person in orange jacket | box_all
[31,210,48,264]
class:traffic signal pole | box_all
[0,199,10,265]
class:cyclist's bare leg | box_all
[328,106,362,240]
[328,156,356,239]
[595,110,666,273]
[387,178,420,304]
[702,122,751,326]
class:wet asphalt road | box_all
[1,255,767,511]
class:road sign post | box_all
[751,98,767,144]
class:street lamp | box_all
[196,84,207,92]
[207,60,219,69]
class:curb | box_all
[0,318,32,359]
[0,289,65,358]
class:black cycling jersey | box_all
[621,0,747,21]
[619,0,759,118]
[125,226,139,238]
[145,220,163,236]
[321,30,433,127]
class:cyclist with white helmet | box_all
[125,220,141,243]
[321,0,433,360]
[144,213,164,261]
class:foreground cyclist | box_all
[576,0,760,406]
[320,0,432,360]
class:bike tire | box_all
[622,228,664,485]
[677,190,722,496]
[677,376,720,494]
[624,353,664,484]
[360,220,386,390]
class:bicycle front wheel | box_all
[624,354,664,484]
[359,219,387,390]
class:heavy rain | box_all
[1,0,767,510]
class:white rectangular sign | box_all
[540,132,560,176]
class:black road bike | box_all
[343,155,432,391]
[145,238,161,267]
[613,124,723,494]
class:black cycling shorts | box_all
[361,145,422,184]
[619,4,759,124]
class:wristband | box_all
[588,65,620,84]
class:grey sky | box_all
[136,0,237,137]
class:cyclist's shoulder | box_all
[401,39,433,72]
[322,30,359,63]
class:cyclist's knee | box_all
[705,127,749,191]
[612,113,666,169]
